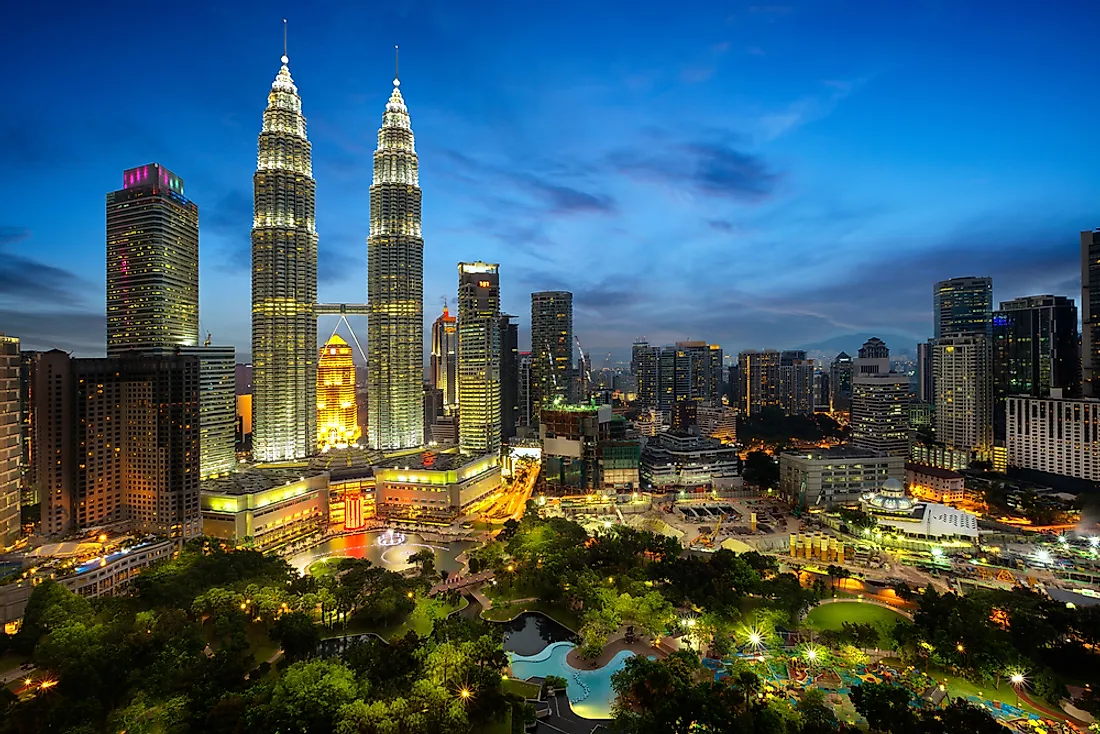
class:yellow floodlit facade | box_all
[317,335,361,451]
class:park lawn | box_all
[246,623,280,664]
[481,599,581,631]
[502,677,541,699]
[306,557,342,580]
[934,670,1047,718]
[803,601,908,646]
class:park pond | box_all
[499,611,575,656]
[289,530,474,576]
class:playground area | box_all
[703,654,1077,732]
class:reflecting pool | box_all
[509,641,650,719]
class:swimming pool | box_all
[509,641,649,719]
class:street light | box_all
[459,688,472,700]
[1010,672,1026,708]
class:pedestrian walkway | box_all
[428,570,494,596]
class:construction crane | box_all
[545,341,558,390]
[574,335,592,383]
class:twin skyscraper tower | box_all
[251,46,425,461]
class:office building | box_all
[910,442,970,472]
[916,340,934,405]
[631,340,659,408]
[374,453,500,523]
[934,335,993,459]
[1006,396,1100,482]
[500,314,519,442]
[18,351,39,507]
[813,370,830,414]
[640,432,741,491]
[1084,230,1100,397]
[366,71,425,451]
[697,405,738,444]
[457,263,501,454]
[778,350,814,416]
[850,338,909,462]
[738,349,780,416]
[0,336,18,546]
[531,291,573,409]
[178,345,236,479]
[518,352,533,428]
[316,335,361,452]
[779,447,904,508]
[106,164,199,356]
[251,50,318,462]
[430,305,458,413]
[202,470,330,551]
[993,295,1080,399]
[829,352,853,413]
[934,276,993,339]
[599,440,641,493]
[30,351,200,540]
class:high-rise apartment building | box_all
[829,352,853,413]
[251,51,318,462]
[0,335,19,547]
[316,335,361,451]
[518,352,533,428]
[812,370,830,414]
[1081,230,1100,397]
[934,276,993,339]
[778,350,814,416]
[30,351,200,540]
[631,340,659,408]
[106,164,199,356]
[500,314,519,442]
[430,305,458,414]
[366,74,425,451]
[934,335,993,459]
[178,345,236,479]
[850,338,909,461]
[916,340,935,405]
[737,349,780,416]
[993,295,1079,399]
[1006,396,1100,482]
[457,263,501,454]
[531,291,573,410]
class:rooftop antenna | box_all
[394,44,400,86]
[282,19,288,64]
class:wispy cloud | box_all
[610,137,778,201]
[758,78,866,140]
[0,228,95,308]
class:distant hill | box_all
[796,333,924,359]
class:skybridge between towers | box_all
[317,303,369,363]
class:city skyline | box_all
[3,1,1099,359]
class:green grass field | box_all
[502,677,541,699]
[804,601,908,630]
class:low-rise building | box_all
[779,447,905,508]
[697,405,737,444]
[910,442,970,472]
[906,463,967,504]
[201,469,329,551]
[640,432,741,491]
[861,478,979,542]
[373,452,500,524]
[599,440,641,492]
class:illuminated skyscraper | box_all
[317,335,361,451]
[850,338,909,463]
[367,69,424,450]
[251,47,318,462]
[934,276,993,339]
[1082,230,1100,397]
[457,263,501,454]
[106,164,199,355]
[178,345,236,479]
[430,305,458,414]
[0,335,19,547]
[531,291,573,409]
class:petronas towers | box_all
[251,51,318,462]
[250,44,424,460]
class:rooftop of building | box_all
[906,462,964,480]
[202,465,327,496]
[372,449,477,473]
[309,446,384,472]
[781,446,888,462]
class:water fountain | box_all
[377,528,407,547]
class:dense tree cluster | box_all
[0,539,510,734]
[891,586,1100,704]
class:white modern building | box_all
[861,478,979,542]
[1006,396,1100,482]
[779,447,905,508]
[934,335,993,459]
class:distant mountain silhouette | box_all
[796,333,923,358]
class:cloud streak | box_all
[610,137,778,201]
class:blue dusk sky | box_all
[3,0,1098,360]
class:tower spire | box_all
[282,19,288,64]
[394,44,400,87]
